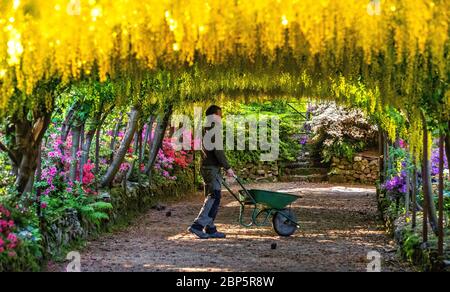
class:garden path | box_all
[48,182,414,272]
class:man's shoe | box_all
[207,231,226,239]
[205,227,226,239]
[188,226,210,239]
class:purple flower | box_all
[431,148,448,176]
[299,135,309,145]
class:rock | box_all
[332,157,340,164]
[354,156,362,162]
[152,204,166,211]
[257,169,266,176]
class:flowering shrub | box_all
[0,205,18,255]
[306,103,378,163]
[431,147,448,177]
[0,201,42,272]
[40,129,97,197]
[154,138,193,181]
[82,162,96,186]
[383,171,408,196]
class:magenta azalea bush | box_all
[154,137,193,181]
[41,131,97,196]
[0,202,41,272]
[0,205,19,255]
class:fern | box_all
[79,201,113,226]
[89,201,113,211]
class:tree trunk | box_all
[69,126,82,183]
[79,124,85,183]
[405,166,410,215]
[445,121,450,171]
[36,143,42,185]
[101,107,140,188]
[15,148,37,194]
[141,116,155,161]
[378,130,385,184]
[95,128,101,175]
[14,116,51,195]
[137,128,143,184]
[127,131,139,180]
[438,135,444,257]
[145,108,172,175]
[61,105,77,142]
[80,128,96,184]
[57,105,77,172]
[109,113,124,162]
[412,159,417,229]
[422,117,439,236]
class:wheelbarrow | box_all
[220,176,301,237]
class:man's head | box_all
[205,105,222,118]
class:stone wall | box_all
[46,180,195,256]
[236,162,279,182]
[328,153,379,184]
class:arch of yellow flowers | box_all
[0,0,449,155]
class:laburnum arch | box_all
[0,0,448,131]
[0,0,449,235]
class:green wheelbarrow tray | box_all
[238,189,299,210]
[220,176,301,237]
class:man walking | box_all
[188,105,235,239]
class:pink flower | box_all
[40,202,48,209]
[8,251,17,257]
[7,233,17,242]
[82,162,96,185]
[0,219,8,228]
[0,206,10,217]
[119,163,130,172]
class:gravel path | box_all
[48,182,414,272]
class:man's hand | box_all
[226,168,236,178]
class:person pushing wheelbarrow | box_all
[188,105,235,239]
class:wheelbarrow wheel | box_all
[272,209,298,237]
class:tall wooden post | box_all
[412,159,417,229]
[405,165,410,216]
[378,130,385,185]
[422,127,429,243]
[438,135,444,257]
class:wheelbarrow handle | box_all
[219,177,245,207]
[233,175,251,195]
[230,175,257,205]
